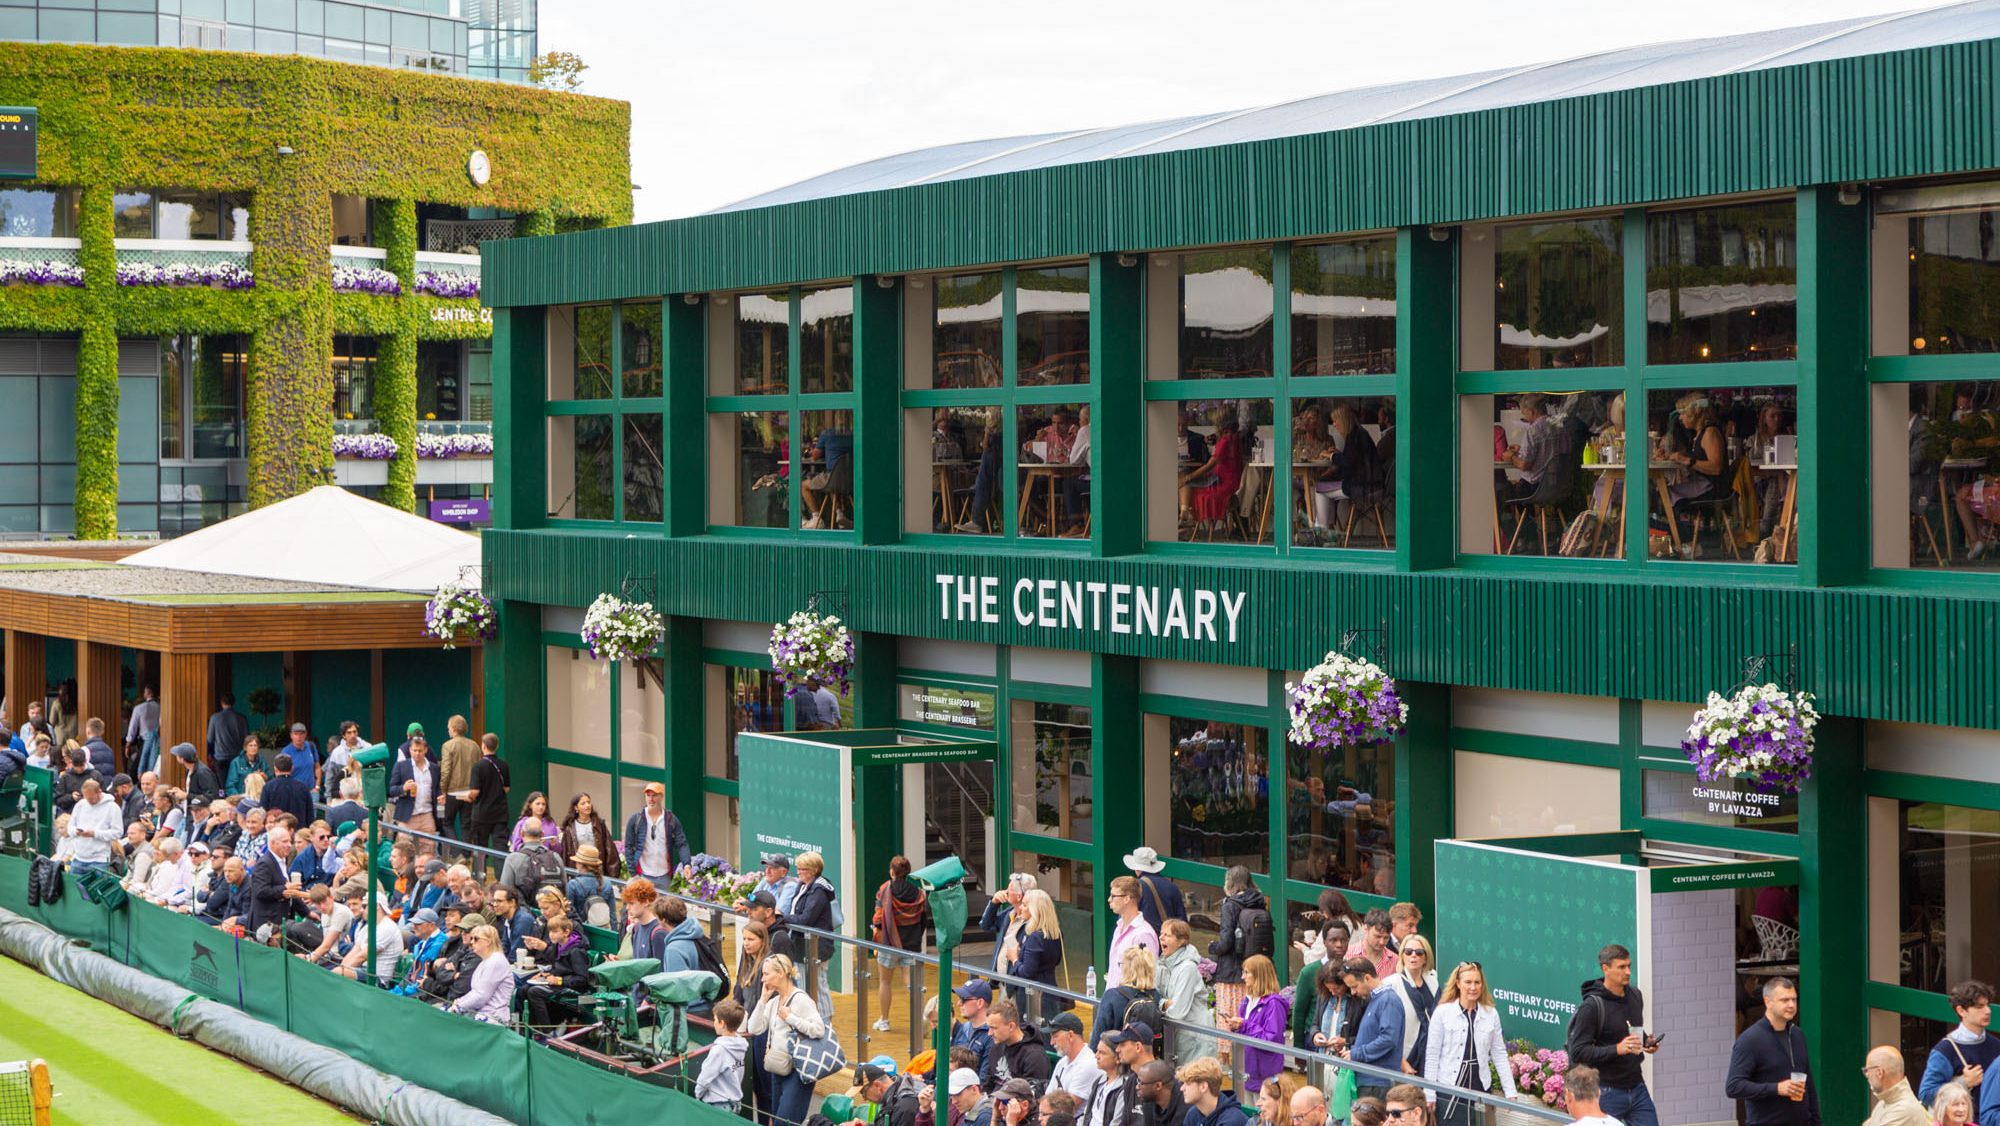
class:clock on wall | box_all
[467,149,491,186]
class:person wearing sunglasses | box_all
[1423,961,1520,1126]
[1385,1084,1435,1126]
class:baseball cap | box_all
[423,858,446,876]
[1112,1021,1156,1047]
[946,1069,981,1096]
[290,723,308,733]
[187,841,211,855]
[856,1064,892,1086]
[953,979,992,1004]
[406,722,425,737]
[866,1055,898,1075]
[761,852,793,869]
[410,908,441,927]
[996,1079,1034,1102]
[336,821,358,837]
[642,782,664,796]
[1045,1011,1085,1036]
[456,912,487,930]
[748,890,778,910]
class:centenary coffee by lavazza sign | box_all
[0,107,36,180]
[932,572,1249,643]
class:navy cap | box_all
[953,979,992,1003]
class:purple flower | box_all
[415,271,480,299]
[332,265,402,295]
[0,259,86,287]
[416,432,494,459]
[114,261,253,289]
[332,433,399,460]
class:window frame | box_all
[544,300,666,526]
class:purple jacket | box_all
[1237,991,1293,1093]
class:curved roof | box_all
[714,0,2000,214]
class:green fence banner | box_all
[737,731,853,984]
[1434,840,1642,1050]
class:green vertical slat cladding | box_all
[1091,653,1142,971]
[485,530,2000,731]
[663,615,705,845]
[1396,681,1451,924]
[1795,185,1871,587]
[1396,228,1456,570]
[663,296,707,538]
[490,306,547,532]
[1798,718,1865,1118]
[485,40,2000,307]
[853,278,902,546]
[851,632,902,917]
[1091,254,1145,558]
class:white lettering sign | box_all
[934,572,1247,643]
[430,305,493,325]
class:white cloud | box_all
[543,0,1929,223]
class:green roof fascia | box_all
[485,37,2000,306]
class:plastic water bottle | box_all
[1085,966,1097,999]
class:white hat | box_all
[947,1068,981,1096]
[1123,846,1165,874]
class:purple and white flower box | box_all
[332,265,402,296]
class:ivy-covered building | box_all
[480,9,2000,1122]
[0,37,629,537]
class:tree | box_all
[529,51,587,92]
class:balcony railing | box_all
[423,217,515,254]
[114,238,253,270]
[329,245,388,272]
[414,249,480,283]
[0,236,82,269]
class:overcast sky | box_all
[543,0,1932,224]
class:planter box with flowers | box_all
[415,271,480,299]
[332,265,402,296]
[331,432,396,486]
[1681,683,1819,794]
[769,611,854,697]
[116,262,255,290]
[0,260,86,287]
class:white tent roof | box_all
[122,486,479,593]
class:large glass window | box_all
[715,665,784,781]
[1166,716,1269,872]
[1167,398,1276,543]
[1910,209,2000,354]
[0,186,81,238]
[112,189,251,240]
[572,305,613,401]
[1647,201,1797,364]
[800,409,854,531]
[929,406,997,534]
[1015,402,1089,538]
[1287,737,1394,897]
[735,292,789,395]
[730,410,789,527]
[112,191,155,239]
[1010,700,1093,840]
[620,301,662,397]
[1494,218,1623,369]
[1017,265,1090,385]
[331,334,377,421]
[1485,389,1627,558]
[159,334,247,461]
[1291,238,1396,375]
[545,645,611,758]
[1180,249,1275,378]
[1900,380,2000,569]
[622,414,662,523]
[548,415,614,520]
[1644,388,1798,563]
[619,659,666,768]
[1289,395,1396,550]
[548,301,665,523]
[934,272,1003,389]
[1895,799,2000,994]
[800,285,853,394]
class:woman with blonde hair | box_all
[1257,1071,1310,1126]
[1090,943,1161,1048]
[1423,961,1518,1126]
[1930,1081,1973,1126]
[1383,934,1439,1076]
[1004,887,1068,1019]
[1238,954,1292,1093]
[745,953,826,1126]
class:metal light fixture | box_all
[681,293,701,305]
[1116,253,1138,267]
[1836,183,1862,206]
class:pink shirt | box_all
[1104,914,1159,990]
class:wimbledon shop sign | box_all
[933,572,1248,643]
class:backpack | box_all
[1123,988,1167,1056]
[1236,905,1274,959]
[690,930,732,1000]
[521,846,564,897]
[582,885,614,928]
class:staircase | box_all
[924,759,993,931]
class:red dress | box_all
[1191,429,1246,521]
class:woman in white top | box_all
[1381,934,1440,1074]
[744,954,826,1126]
[1422,960,1519,1126]
[450,924,515,1023]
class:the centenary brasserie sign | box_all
[933,572,1249,642]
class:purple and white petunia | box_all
[331,433,399,460]
[768,611,854,698]
[0,259,87,287]
[414,271,480,299]
[1682,683,1818,794]
[1285,652,1407,751]
[423,582,497,649]
[332,265,402,296]
[582,593,663,663]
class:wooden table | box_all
[1250,461,1326,543]
[1754,461,1799,562]
[1018,462,1086,536]
[932,458,976,529]
[1938,456,1991,562]
[1581,461,1680,557]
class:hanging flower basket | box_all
[423,582,496,649]
[768,611,854,697]
[1681,683,1818,794]
[582,593,663,663]
[1285,651,1407,750]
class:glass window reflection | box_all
[735,292,789,395]
[800,285,854,393]
[1495,218,1623,369]
[1647,201,1797,363]
[934,272,1003,388]
[1167,716,1268,872]
[1017,265,1091,385]
[1180,249,1275,378]
[1291,238,1396,375]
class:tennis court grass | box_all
[0,955,359,1124]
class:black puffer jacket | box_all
[1207,888,1271,985]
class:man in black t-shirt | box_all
[464,733,510,852]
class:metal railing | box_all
[0,236,82,268]
[325,809,1562,1119]
[114,237,253,271]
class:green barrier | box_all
[0,853,749,1125]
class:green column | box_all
[1396,227,1457,570]
[1794,185,1871,586]
[662,296,706,537]
[490,305,547,531]
[662,615,705,846]
[1797,717,1864,1119]
[852,276,901,545]
[1394,681,1452,922]
[1090,254,1144,557]
[73,183,118,539]
[486,597,546,795]
[1088,652,1142,969]
[850,631,901,905]
[374,199,419,512]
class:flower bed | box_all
[415,432,493,459]
[332,433,398,460]
[1507,1040,1570,1109]
[768,611,853,697]
[1286,651,1407,750]
[116,262,255,289]
[332,265,402,296]
[415,271,480,299]
[423,582,496,649]
[582,593,663,663]
[1682,683,1818,794]
[0,260,86,287]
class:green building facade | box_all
[481,16,2000,1121]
